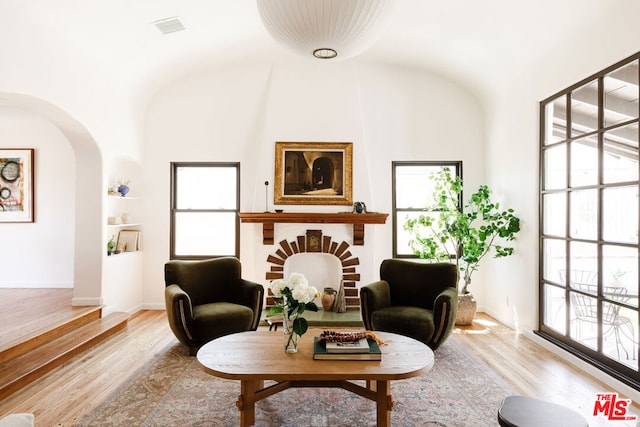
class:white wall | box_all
[0,5,147,311]
[0,107,75,288]
[142,59,485,308]
[481,47,640,401]
[481,6,640,333]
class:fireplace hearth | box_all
[265,230,361,311]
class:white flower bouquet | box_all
[268,272,320,338]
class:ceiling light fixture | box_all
[256,0,394,61]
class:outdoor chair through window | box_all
[570,281,636,360]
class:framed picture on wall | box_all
[274,142,353,205]
[0,148,34,222]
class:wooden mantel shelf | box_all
[238,212,388,245]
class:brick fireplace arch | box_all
[265,230,360,311]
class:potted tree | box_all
[403,167,521,325]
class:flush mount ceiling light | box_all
[256,0,394,61]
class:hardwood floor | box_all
[455,314,640,427]
[0,309,639,426]
[0,289,97,352]
[0,310,173,426]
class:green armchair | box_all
[360,259,458,350]
[164,257,264,354]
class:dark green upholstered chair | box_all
[164,257,264,354]
[360,259,458,350]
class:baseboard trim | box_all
[72,297,104,306]
[141,303,166,311]
[0,282,73,289]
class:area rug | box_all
[78,337,514,427]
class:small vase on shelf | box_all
[117,184,130,197]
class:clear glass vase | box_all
[282,312,300,353]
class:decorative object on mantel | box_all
[333,280,347,313]
[264,180,269,212]
[267,273,320,353]
[353,201,366,213]
[306,229,322,252]
[117,179,130,197]
[274,142,353,205]
[256,0,394,61]
[321,287,336,311]
[404,167,521,325]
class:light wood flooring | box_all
[0,294,639,425]
[0,289,96,353]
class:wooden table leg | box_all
[237,380,259,427]
[375,380,393,427]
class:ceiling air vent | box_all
[153,17,185,35]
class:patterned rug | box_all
[78,337,514,427]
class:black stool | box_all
[498,395,588,427]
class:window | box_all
[170,162,240,259]
[538,53,639,389]
[392,161,462,257]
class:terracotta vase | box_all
[321,287,336,311]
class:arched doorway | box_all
[1,93,104,306]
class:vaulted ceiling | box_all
[2,0,630,105]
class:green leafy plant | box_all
[107,236,116,253]
[403,167,520,294]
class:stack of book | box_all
[313,330,382,361]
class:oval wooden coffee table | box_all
[197,329,434,427]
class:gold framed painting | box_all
[274,142,353,206]
[0,148,34,222]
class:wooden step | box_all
[0,312,129,401]
[0,305,103,365]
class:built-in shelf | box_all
[108,196,141,202]
[107,223,141,228]
[106,191,142,257]
[106,251,142,258]
[238,212,388,245]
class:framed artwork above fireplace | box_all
[274,141,352,205]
